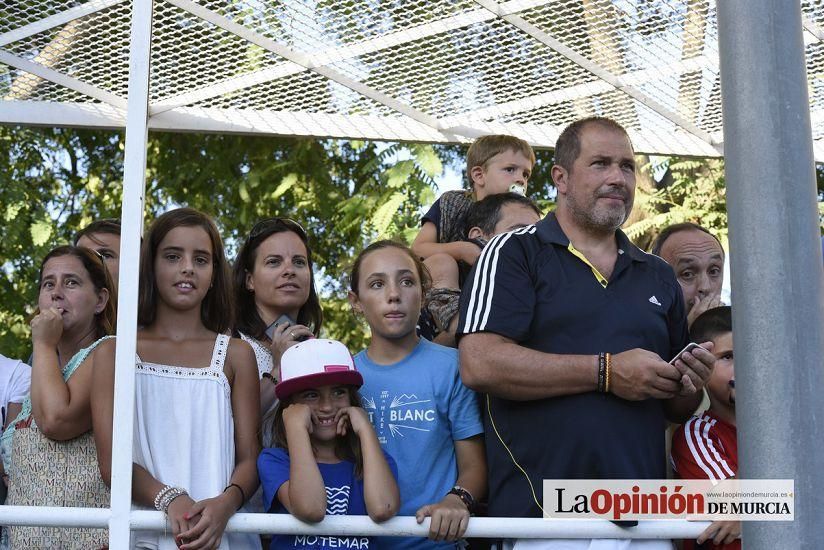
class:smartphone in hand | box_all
[265,314,295,340]
[669,342,708,364]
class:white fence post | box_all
[108,0,154,546]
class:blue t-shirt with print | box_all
[258,447,398,550]
[355,338,483,550]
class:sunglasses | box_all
[248,217,308,240]
[89,249,106,263]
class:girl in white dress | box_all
[91,208,261,550]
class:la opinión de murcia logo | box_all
[543,479,794,521]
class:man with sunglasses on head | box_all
[75,219,122,289]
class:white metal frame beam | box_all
[127,512,711,539]
[108,0,154,546]
[0,99,736,158]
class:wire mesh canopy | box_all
[1,0,822,160]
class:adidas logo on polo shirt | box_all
[648,295,662,306]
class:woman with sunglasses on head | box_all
[0,245,116,548]
[232,218,323,430]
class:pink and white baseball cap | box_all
[275,338,364,400]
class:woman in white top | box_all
[231,218,323,431]
[91,208,261,550]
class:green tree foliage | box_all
[628,157,824,250]
[0,127,124,358]
[626,157,729,249]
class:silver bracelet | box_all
[153,485,175,510]
[154,485,188,514]
[160,487,188,514]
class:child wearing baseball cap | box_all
[257,338,400,549]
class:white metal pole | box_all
[0,508,711,539]
[109,0,154,546]
[127,513,711,539]
[0,507,110,528]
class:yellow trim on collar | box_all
[567,243,609,288]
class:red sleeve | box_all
[671,417,736,481]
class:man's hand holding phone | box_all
[670,342,715,395]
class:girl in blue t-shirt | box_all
[348,240,486,549]
[258,338,399,550]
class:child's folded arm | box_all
[412,224,481,265]
[354,415,399,522]
[282,405,327,522]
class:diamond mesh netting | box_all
[0,0,821,159]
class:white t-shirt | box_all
[0,354,30,428]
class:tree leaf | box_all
[412,144,443,177]
[30,219,53,246]
[238,181,250,202]
[385,161,414,189]
[371,192,406,237]
[271,173,298,200]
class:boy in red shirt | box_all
[671,306,740,549]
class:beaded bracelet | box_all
[604,353,612,393]
[597,352,607,393]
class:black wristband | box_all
[597,352,607,393]
[224,483,246,510]
[447,485,476,514]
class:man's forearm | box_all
[459,333,597,400]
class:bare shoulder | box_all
[226,336,256,373]
[96,337,117,354]
[88,337,117,368]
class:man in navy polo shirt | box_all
[457,117,716,550]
